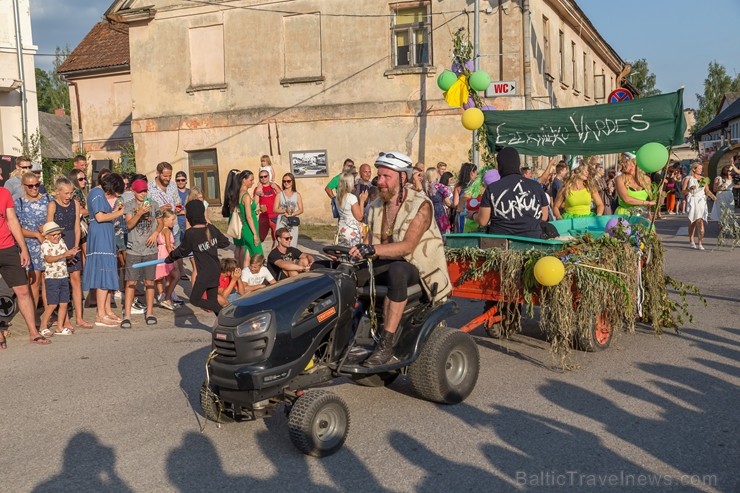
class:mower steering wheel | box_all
[322,245,363,265]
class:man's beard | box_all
[378,184,399,203]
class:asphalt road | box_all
[0,215,737,493]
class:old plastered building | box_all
[101,0,627,221]
[0,0,39,157]
[57,21,133,169]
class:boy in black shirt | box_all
[165,201,230,314]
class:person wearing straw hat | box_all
[39,221,79,336]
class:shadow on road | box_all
[31,432,133,493]
[165,430,389,492]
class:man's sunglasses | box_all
[24,183,41,189]
[280,236,292,241]
[176,178,187,182]
[20,166,32,170]
[259,175,269,179]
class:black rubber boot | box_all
[364,331,395,366]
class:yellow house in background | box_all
[93,0,627,222]
[57,21,133,175]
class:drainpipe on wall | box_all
[472,0,480,168]
[12,0,28,142]
[522,0,531,112]
[68,81,84,154]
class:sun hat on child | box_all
[42,221,63,235]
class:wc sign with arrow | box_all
[485,80,517,97]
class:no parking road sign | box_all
[608,87,633,103]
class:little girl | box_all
[217,257,245,306]
[259,155,275,182]
[40,221,80,336]
[165,201,230,315]
[156,209,180,310]
[47,176,91,328]
[240,254,276,293]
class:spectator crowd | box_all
[1,150,738,349]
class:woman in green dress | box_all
[614,154,656,216]
[231,170,262,267]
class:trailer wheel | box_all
[408,326,479,404]
[575,311,613,352]
[350,372,399,388]
[200,382,233,424]
[288,390,350,457]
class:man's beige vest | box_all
[366,188,452,303]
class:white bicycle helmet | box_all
[374,151,414,178]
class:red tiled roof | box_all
[58,21,129,74]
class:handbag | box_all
[286,216,301,227]
[80,217,89,238]
[226,211,243,239]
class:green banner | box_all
[484,89,686,156]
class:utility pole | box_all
[472,0,480,168]
[12,0,28,144]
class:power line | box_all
[182,0,469,18]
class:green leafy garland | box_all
[446,225,702,366]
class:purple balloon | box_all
[605,218,631,236]
[482,105,495,111]
[451,60,475,75]
[462,97,476,110]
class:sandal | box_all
[105,313,122,322]
[31,335,51,345]
[120,319,132,329]
[145,315,157,326]
[40,328,54,338]
[54,328,74,336]
[76,320,94,329]
[95,317,118,328]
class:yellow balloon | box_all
[534,256,565,286]
[461,107,484,131]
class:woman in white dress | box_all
[710,165,737,222]
[335,172,367,247]
[682,162,716,250]
[274,173,303,248]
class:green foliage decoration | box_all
[445,226,702,367]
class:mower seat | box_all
[357,283,424,303]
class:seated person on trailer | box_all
[473,147,550,239]
[349,151,451,366]
[267,228,314,280]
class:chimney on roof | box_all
[54,108,66,117]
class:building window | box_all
[187,149,221,205]
[542,16,550,76]
[558,30,565,84]
[281,13,323,84]
[583,52,589,97]
[391,3,431,68]
[188,25,226,90]
[571,42,577,90]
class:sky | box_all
[30,0,739,110]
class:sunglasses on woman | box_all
[24,183,41,189]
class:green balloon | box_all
[437,70,458,91]
[636,142,669,173]
[469,70,491,92]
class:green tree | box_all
[694,60,740,133]
[35,46,70,114]
[627,58,661,97]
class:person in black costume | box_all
[165,201,230,314]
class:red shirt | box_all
[218,274,231,290]
[254,184,279,219]
[0,187,17,249]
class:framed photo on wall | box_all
[290,150,328,177]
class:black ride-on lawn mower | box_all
[201,246,479,457]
